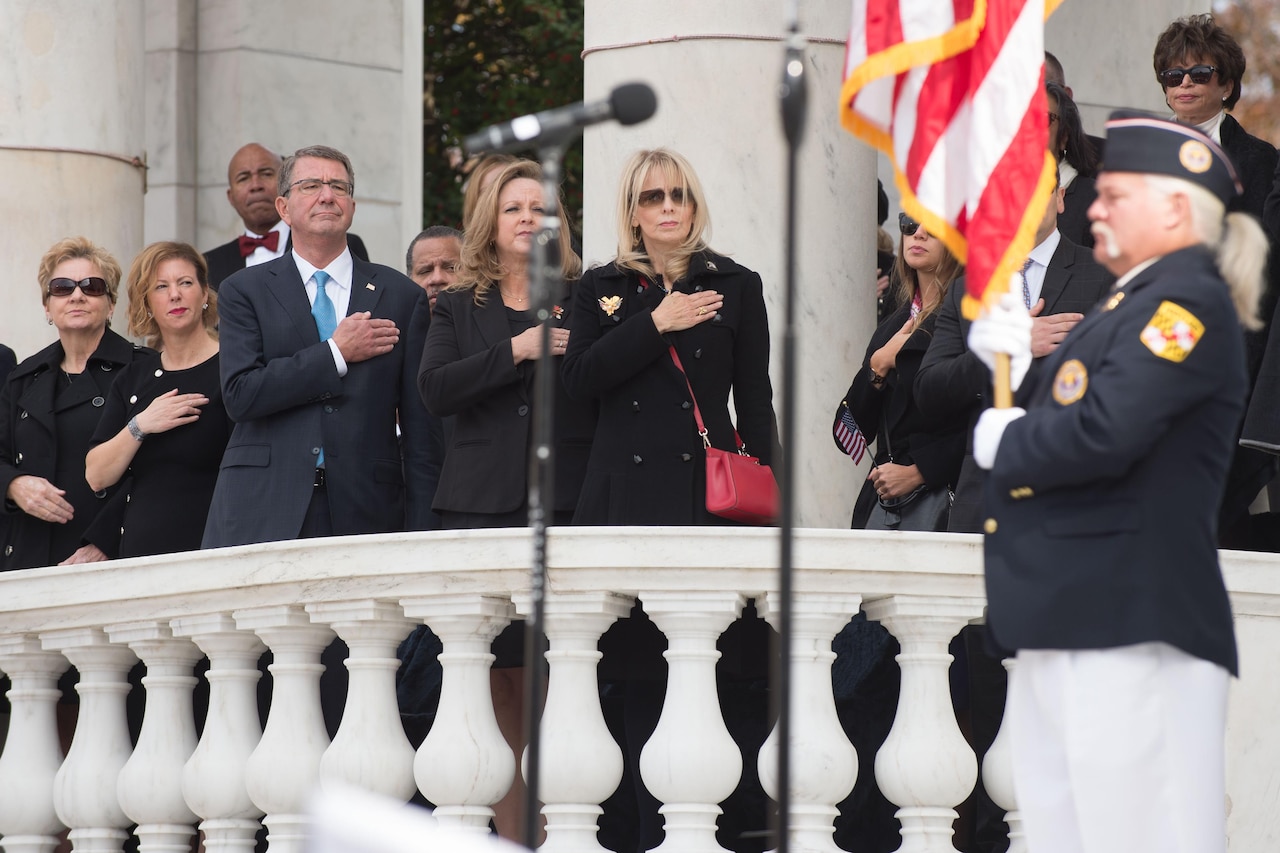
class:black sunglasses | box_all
[1157,65,1218,87]
[898,212,924,236]
[48,277,109,298]
[637,187,687,208]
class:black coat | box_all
[914,235,1112,531]
[419,286,596,516]
[0,330,152,569]
[1057,173,1097,249]
[562,253,777,525]
[984,247,1243,675]
[841,298,966,529]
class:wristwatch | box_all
[869,366,886,387]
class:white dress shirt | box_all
[292,248,354,376]
[1022,228,1062,308]
[244,222,290,267]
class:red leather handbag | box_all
[670,347,779,525]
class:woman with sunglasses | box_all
[561,148,778,853]
[84,242,230,558]
[0,237,151,570]
[1154,15,1275,218]
[837,211,966,529]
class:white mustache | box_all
[1091,221,1122,260]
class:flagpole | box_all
[994,353,1013,408]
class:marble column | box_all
[582,0,875,528]
[0,0,146,359]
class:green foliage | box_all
[422,0,585,231]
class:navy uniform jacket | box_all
[984,247,1243,675]
[202,254,435,547]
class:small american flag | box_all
[833,401,867,463]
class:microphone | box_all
[464,82,658,155]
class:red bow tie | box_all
[238,231,281,257]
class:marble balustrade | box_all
[1,528,1278,853]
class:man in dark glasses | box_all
[203,142,370,291]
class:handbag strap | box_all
[668,345,747,453]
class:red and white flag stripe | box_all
[842,0,1064,318]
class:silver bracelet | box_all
[127,416,146,442]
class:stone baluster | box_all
[512,590,632,853]
[172,614,266,853]
[401,593,515,832]
[107,622,202,853]
[236,606,335,853]
[638,591,746,853]
[756,594,863,853]
[980,657,1024,853]
[862,595,986,853]
[0,635,70,853]
[307,600,417,800]
[42,628,138,853]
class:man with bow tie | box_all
[203,142,369,291]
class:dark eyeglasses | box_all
[48,277,109,298]
[1047,111,1060,126]
[898,212,924,236]
[1157,65,1218,87]
[285,178,354,197]
[637,187,687,208]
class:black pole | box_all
[775,7,807,853]
[522,143,568,849]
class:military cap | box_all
[1101,110,1241,204]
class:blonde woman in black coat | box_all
[562,148,777,525]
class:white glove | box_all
[973,406,1026,470]
[968,290,1033,391]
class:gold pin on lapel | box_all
[599,295,622,316]
[366,283,376,291]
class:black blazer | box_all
[562,253,777,525]
[984,247,1242,674]
[1057,173,1097,249]
[204,231,370,292]
[0,345,15,382]
[418,286,596,516]
[0,330,152,569]
[914,234,1111,531]
[841,299,967,528]
[202,254,435,547]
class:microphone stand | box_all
[521,140,569,850]
[775,7,807,853]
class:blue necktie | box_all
[1019,258,1035,309]
[311,270,336,468]
[312,270,337,340]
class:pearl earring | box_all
[202,303,208,310]
[47,317,53,325]
[146,311,152,319]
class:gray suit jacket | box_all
[202,254,435,547]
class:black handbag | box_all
[863,407,953,531]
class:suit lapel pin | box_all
[599,295,622,316]
[706,260,718,271]
[366,283,376,291]
[552,304,564,320]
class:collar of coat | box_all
[8,328,147,383]
[596,250,747,284]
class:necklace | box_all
[500,289,528,303]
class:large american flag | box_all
[841,0,1063,318]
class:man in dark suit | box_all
[970,113,1264,853]
[203,143,370,291]
[915,169,1112,532]
[202,144,435,547]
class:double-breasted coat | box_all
[0,330,151,570]
[984,247,1243,675]
[562,252,777,525]
[418,285,596,517]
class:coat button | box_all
[632,401,641,412]
[92,396,105,407]
[324,405,334,413]
[612,315,620,323]
[632,454,643,464]
[126,494,131,503]
[4,545,10,557]
[101,364,112,372]
[694,285,704,292]
[637,285,644,293]
[19,410,27,419]
[681,453,692,462]
[312,447,321,456]
[15,452,22,464]
[154,369,163,377]
[95,489,107,499]
[711,313,723,324]
[694,348,702,358]
[129,395,138,404]
[681,401,691,410]
[984,518,998,534]
[517,404,530,416]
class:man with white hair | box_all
[968,112,1268,853]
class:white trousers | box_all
[1009,642,1229,853]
